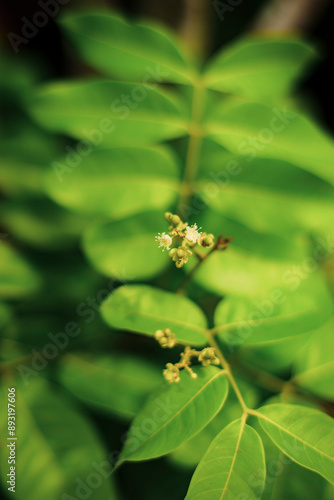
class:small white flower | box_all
[185,224,201,243]
[156,232,172,251]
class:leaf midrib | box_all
[124,370,225,459]
[220,418,246,499]
[64,18,193,82]
[257,412,334,462]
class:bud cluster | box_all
[154,330,221,383]
[198,347,220,367]
[155,212,216,268]
[155,328,176,348]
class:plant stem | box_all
[178,76,205,214]
[179,0,213,59]
[206,330,249,413]
[176,237,222,293]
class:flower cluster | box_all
[155,328,176,348]
[155,213,215,268]
[154,329,220,383]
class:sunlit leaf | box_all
[190,209,310,296]
[256,403,334,484]
[253,417,327,500]
[213,275,332,349]
[46,146,180,218]
[120,366,228,461]
[196,142,334,235]
[169,377,259,468]
[293,318,334,401]
[29,80,186,147]
[206,102,334,187]
[101,283,208,346]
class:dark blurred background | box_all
[1,0,334,129]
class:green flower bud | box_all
[199,347,220,367]
[163,363,180,383]
[164,212,182,227]
[199,233,215,248]
[164,212,174,223]
[171,215,181,226]
[155,328,176,348]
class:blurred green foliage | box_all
[1,8,334,500]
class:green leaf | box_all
[169,377,259,469]
[252,416,327,500]
[256,403,334,484]
[190,209,310,296]
[0,379,118,500]
[206,102,334,187]
[57,353,161,420]
[0,243,41,298]
[213,275,332,348]
[196,142,334,235]
[237,332,313,374]
[185,418,266,500]
[100,283,208,346]
[204,38,316,100]
[120,366,228,461]
[0,302,11,330]
[60,12,193,84]
[293,318,334,401]
[82,211,170,281]
[46,146,180,219]
[28,80,186,147]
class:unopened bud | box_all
[199,347,220,367]
[163,363,180,383]
[155,328,176,348]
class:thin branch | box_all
[179,0,213,59]
[176,235,231,293]
[206,330,249,413]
